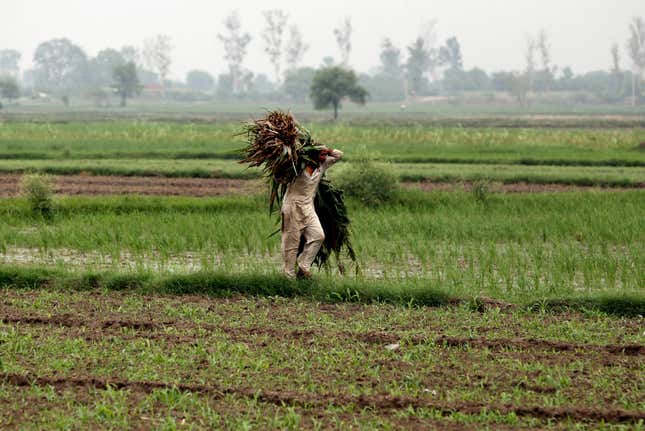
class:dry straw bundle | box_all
[239,110,356,271]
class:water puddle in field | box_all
[0,247,635,291]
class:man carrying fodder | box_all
[239,111,354,279]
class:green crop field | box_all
[0,117,643,429]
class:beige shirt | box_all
[282,149,343,231]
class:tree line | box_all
[0,12,644,109]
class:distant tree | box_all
[524,36,538,99]
[405,38,431,96]
[143,34,172,96]
[535,30,556,92]
[283,67,315,102]
[285,25,308,72]
[380,38,402,78]
[610,43,624,99]
[333,17,352,66]
[419,20,440,80]
[93,48,126,87]
[0,49,21,77]
[310,66,367,120]
[186,70,215,92]
[321,56,335,68]
[491,71,514,92]
[261,9,288,83]
[218,11,252,94]
[626,16,645,105]
[120,46,140,66]
[112,62,141,107]
[33,38,88,99]
[359,73,405,102]
[252,73,275,94]
[0,77,20,102]
[439,37,463,71]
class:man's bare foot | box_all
[296,267,312,280]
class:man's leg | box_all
[281,228,301,278]
[296,218,325,274]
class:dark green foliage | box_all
[0,77,20,101]
[19,173,54,218]
[335,157,398,206]
[0,266,642,316]
[302,178,356,271]
[112,62,141,107]
[310,67,368,119]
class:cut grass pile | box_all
[0,289,643,429]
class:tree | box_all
[93,48,126,87]
[285,25,308,72]
[0,77,20,102]
[610,43,624,99]
[186,70,215,92]
[380,38,402,78]
[626,16,645,105]
[33,38,88,99]
[0,50,21,77]
[143,34,172,96]
[261,9,288,83]
[218,11,251,94]
[310,66,367,120]
[405,38,431,96]
[439,37,463,71]
[535,30,556,92]
[333,17,352,66]
[120,46,140,66]
[283,67,315,102]
[112,62,141,107]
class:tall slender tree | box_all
[405,38,431,96]
[333,17,352,66]
[0,50,21,77]
[218,11,251,94]
[626,16,645,106]
[380,38,402,78]
[261,9,288,83]
[143,34,172,96]
[610,43,623,98]
[285,25,308,72]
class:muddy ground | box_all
[0,289,643,429]
[0,174,638,197]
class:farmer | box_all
[281,146,343,279]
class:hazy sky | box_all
[3,0,644,80]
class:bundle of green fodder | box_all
[240,110,356,271]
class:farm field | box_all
[0,289,643,429]
[0,117,644,429]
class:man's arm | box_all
[321,149,343,171]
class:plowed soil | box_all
[0,174,637,197]
[0,289,643,429]
[0,174,257,197]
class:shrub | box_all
[20,173,54,217]
[333,153,398,206]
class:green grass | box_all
[1,191,642,304]
[0,288,642,429]
[1,158,643,187]
[1,122,643,166]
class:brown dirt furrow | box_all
[0,174,258,197]
[408,180,644,193]
[3,314,643,356]
[2,372,643,424]
[1,174,639,197]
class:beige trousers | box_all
[281,201,325,278]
